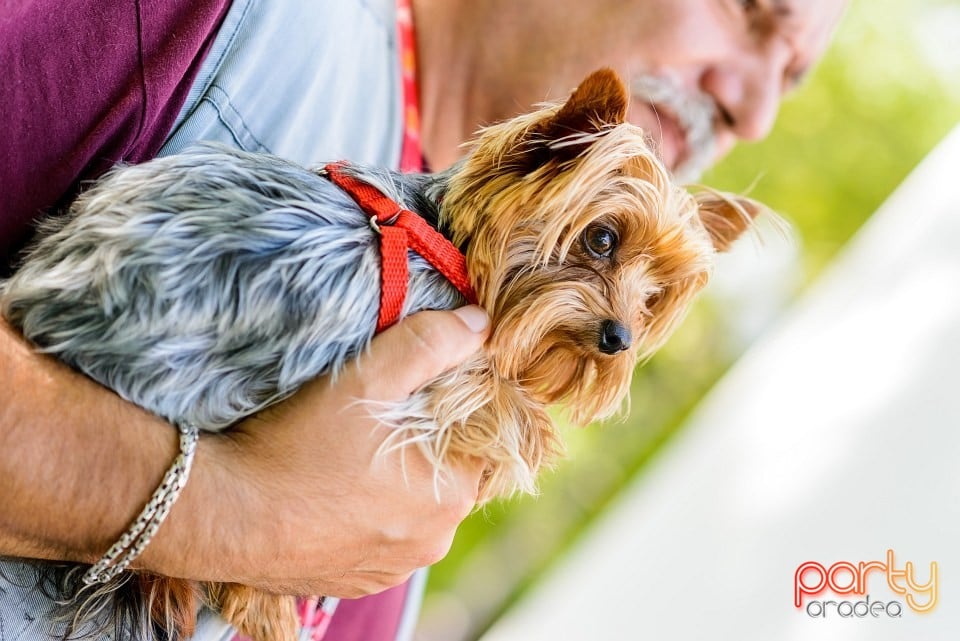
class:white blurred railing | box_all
[481,125,960,641]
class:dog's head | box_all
[442,68,764,424]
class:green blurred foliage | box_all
[706,0,960,277]
[419,1,959,639]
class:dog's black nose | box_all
[598,319,632,354]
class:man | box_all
[0,0,846,638]
[413,0,846,178]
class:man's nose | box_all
[699,41,792,142]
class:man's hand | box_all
[139,307,490,597]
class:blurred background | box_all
[415,0,960,639]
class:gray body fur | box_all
[0,144,466,639]
[2,144,464,431]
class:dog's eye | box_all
[583,224,618,258]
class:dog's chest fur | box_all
[1,145,465,431]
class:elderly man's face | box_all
[608,0,847,180]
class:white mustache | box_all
[630,75,717,182]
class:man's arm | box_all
[0,307,489,598]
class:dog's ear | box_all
[550,67,629,135]
[525,68,629,168]
[695,191,766,252]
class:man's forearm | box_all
[1,309,488,597]
[0,318,191,564]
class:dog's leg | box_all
[138,575,203,639]
[376,360,561,502]
[206,582,299,641]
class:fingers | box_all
[314,569,419,600]
[349,306,490,402]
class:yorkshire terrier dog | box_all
[1,69,761,640]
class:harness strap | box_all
[323,162,477,333]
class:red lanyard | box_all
[397,0,423,172]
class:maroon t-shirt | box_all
[326,582,413,641]
[0,0,230,265]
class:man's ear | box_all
[694,190,768,252]
[526,67,629,167]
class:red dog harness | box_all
[323,162,477,333]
